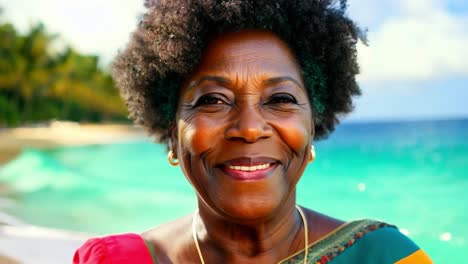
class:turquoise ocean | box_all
[1,119,467,263]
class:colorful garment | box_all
[73,233,154,264]
[280,220,432,264]
[73,220,432,264]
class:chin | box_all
[212,195,284,222]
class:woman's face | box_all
[176,30,313,220]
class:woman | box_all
[74,0,432,263]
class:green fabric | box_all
[280,219,421,264]
[328,227,419,264]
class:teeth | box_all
[228,163,271,171]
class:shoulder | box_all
[141,213,197,264]
[73,233,154,264]
[303,208,346,244]
[297,214,433,264]
[73,213,201,264]
[334,220,433,264]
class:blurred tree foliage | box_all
[0,11,129,126]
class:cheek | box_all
[274,116,310,151]
[178,117,222,155]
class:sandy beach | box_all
[0,222,89,264]
[0,121,147,165]
[0,121,147,263]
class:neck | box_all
[194,196,305,263]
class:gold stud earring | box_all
[168,150,179,166]
[309,145,316,163]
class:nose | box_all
[224,106,273,143]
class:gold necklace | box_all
[192,205,308,264]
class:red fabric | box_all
[73,233,154,264]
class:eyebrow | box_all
[187,76,231,91]
[187,75,303,91]
[263,76,304,90]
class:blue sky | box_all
[1,0,467,121]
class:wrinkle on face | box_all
[175,29,314,220]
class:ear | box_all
[310,114,316,142]
[167,121,178,155]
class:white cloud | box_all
[347,0,400,28]
[357,0,468,81]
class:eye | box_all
[266,93,298,105]
[193,94,228,107]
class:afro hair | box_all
[112,0,366,144]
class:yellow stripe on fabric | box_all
[395,249,433,264]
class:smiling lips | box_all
[220,157,278,181]
[227,163,271,171]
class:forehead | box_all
[194,30,301,75]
